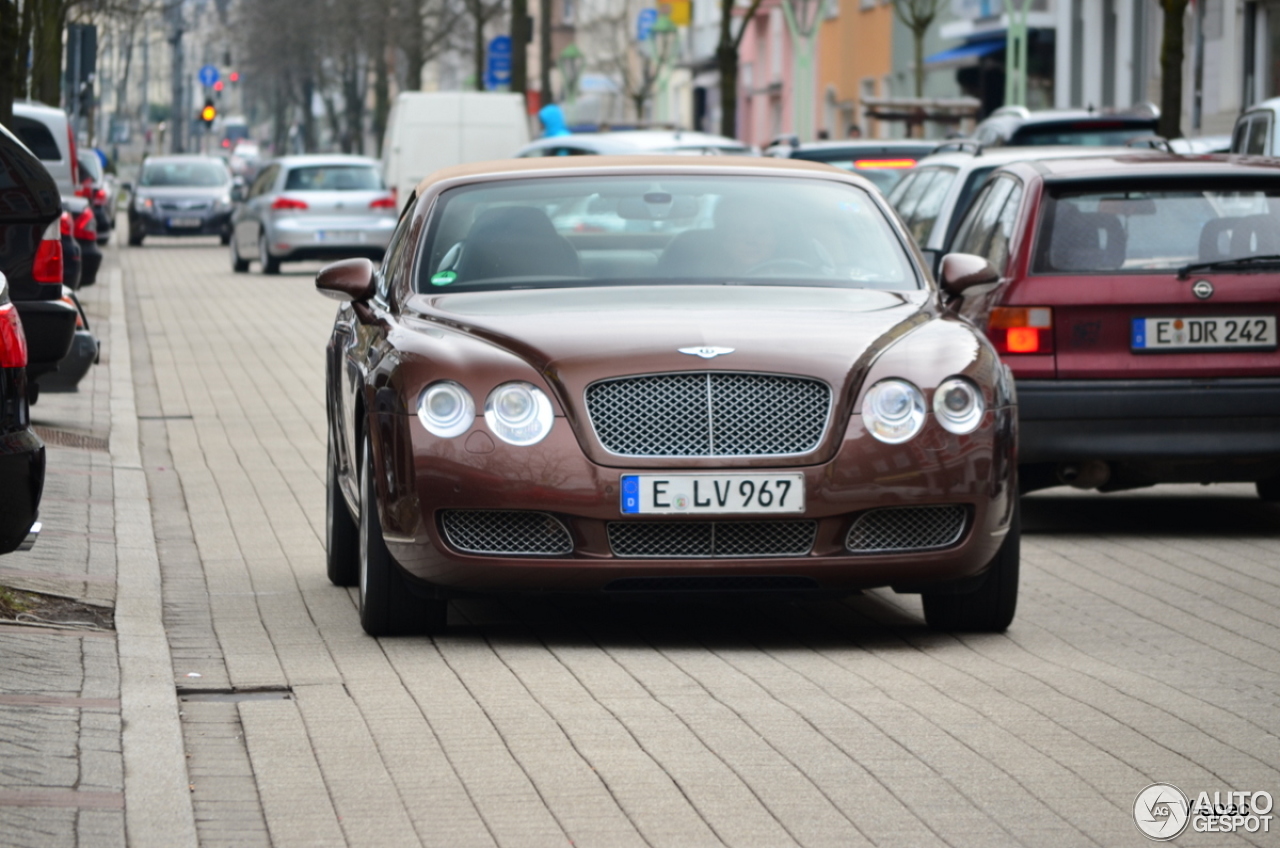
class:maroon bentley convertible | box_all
[317,156,1019,635]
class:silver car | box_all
[229,155,397,274]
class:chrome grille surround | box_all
[608,520,817,558]
[585,372,831,457]
[440,510,573,556]
[844,505,968,553]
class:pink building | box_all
[736,1,801,147]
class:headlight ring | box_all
[863,379,926,444]
[485,382,553,446]
[933,377,985,435]
[417,381,474,438]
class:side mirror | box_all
[938,253,1000,298]
[230,179,247,202]
[316,258,376,303]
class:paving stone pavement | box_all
[5,237,1280,847]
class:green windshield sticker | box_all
[430,270,458,286]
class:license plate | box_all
[1131,315,1277,351]
[168,217,201,228]
[620,474,805,515]
[315,230,364,243]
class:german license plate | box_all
[620,474,805,515]
[168,217,201,228]
[315,230,363,243]
[1131,315,1277,351]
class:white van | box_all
[381,92,530,205]
[9,101,78,197]
[1231,98,1280,155]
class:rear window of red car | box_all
[1033,183,1280,274]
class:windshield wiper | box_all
[1177,254,1280,279]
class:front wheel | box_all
[230,235,250,273]
[358,435,446,636]
[922,501,1020,632]
[127,226,144,247]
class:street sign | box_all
[485,36,513,89]
[198,64,220,87]
[637,8,658,40]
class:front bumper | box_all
[134,209,232,236]
[1018,378,1280,463]
[370,408,1017,595]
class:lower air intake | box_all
[608,521,817,558]
[440,510,573,556]
[844,505,968,553]
[604,576,820,592]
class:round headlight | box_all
[863,379,926,444]
[933,377,985,434]
[485,382,553,446]
[417,381,474,438]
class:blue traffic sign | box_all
[198,64,220,87]
[485,35,513,89]
[637,8,658,41]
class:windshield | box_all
[284,165,383,191]
[1034,185,1280,273]
[1012,121,1156,146]
[417,175,918,293]
[140,160,229,187]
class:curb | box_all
[108,264,199,847]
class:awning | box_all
[925,38,1005,69]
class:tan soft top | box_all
[414,154,847,196]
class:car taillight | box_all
[76,182,92,199]
[222,139,231,148]
[369,196,396,209]
[854,159,917,169]
[0,303,28,368]
[60,294,85,330]
[60,211,72,236]
[988,306,1054,354]
[73,207,97,240]
[33,220,63,284]
[271,196,309,210]
[92,188,107,205]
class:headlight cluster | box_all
[417,380,553,446]
[862,377,985,444]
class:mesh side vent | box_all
[440,510,573,556]
[608,521,817,558]
[586,373,829,457]
[845,505,967,553]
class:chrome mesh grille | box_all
[608,521,817,558]
[586,373,830,457]
[845,506,967,553]
[440,510,573,556]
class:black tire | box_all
[259,231,280,275]
[230,236,250,273]
[922,501,1020,632]
[219,228,231,246]
[358,436,447,636]
[1258,476,1280,501]
[127,228,144,247]
[326,433,359,586]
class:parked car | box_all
[941,152,1280,498]
[230,155,397,274]
[0,272,44,555]
[383,92,530,205]
[317,155,1019,636]
[127,155,234,245]
[516,130,755,159]
[59,211,82,291]
[7,101,78,197]
[887,145,1128,273]
[65,196,101,286]
[970,106,1159,148]
[0,122,78,394]
[766,140,937,194]
[35,288,99,394]
[75,148,117,243]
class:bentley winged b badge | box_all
[679,346,735,359]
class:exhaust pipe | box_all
[17,521,41,552]
[1058,461,1110,490]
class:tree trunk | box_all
[540,0,552,102]
[0,0,18,126]
[16,0,35,100]
[115,24,135,118]
[32,0,68,107]
[511,0,527,94]
[1157,0,1189,139]
[373,44,390,156]
[474,6,485,91]
[717,43,738,139]
[913,27,925,98]
[301,75,317,151]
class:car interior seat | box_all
[1048,206,1127,271]
[454,207,581,282]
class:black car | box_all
[970,106,1159,147]
[128,155,234,245]
[0,124,79,392]
[769,140,939,194]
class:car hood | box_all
[402,284,937,465]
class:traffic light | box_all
[201,98,216,126]
[213,80,224,94]
[229,71,240,83]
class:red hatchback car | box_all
[944,153,1280,497]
